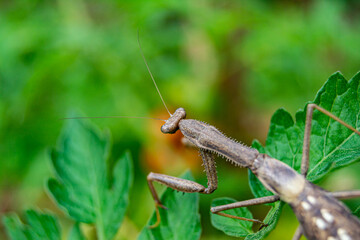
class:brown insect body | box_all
[158,108,360,240]
[290,182,360,239]
[67,36,360,238]
[140,32,360,236]
[254,154,360,239]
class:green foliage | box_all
[3,119,133,240]
[3,72,360,239]
[241,1,360,112]
[211,72,360,239]
[244,202,283,240]
[210,198,253,237]
[355,206,360,218]
[47,119,133,240]
[68,223,86,240]
[138,171,201,240]
[3,0,360,190]
[2,210,61,240]
[2,1,360,238]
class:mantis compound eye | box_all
[161,108,186,134]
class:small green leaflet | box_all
[210,198,253,237]
[2,210,61,240]
[138,171,201,240]
[244,201,283,240]
[355,206,360,218]
[68,223,86,240]
[212,72,360,239]
[47,119,133,240]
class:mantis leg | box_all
[301,103,360,177]
[297,104,360,238]
[292,226,303,240]
[330,190,360,199]
[146,149,218,228]
[210,195,280,227]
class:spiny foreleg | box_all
[146,149,217,228]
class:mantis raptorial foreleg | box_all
[62,35,360,239]
[147,172,207,228]
[146,103,360,238]
[146,149,219,228]
[137,32,360,239]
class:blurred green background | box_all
[1,0,360,239]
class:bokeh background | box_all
[1,0,360,239]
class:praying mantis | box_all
[65,38,360,239]
[139,42,360,239]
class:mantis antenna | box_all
[137,30,172,117]
[61,116,166,122]
[62,31,170,122]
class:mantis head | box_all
[161,108,186,134]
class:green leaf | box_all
[354,205,360,218]
[138,171,201,240]
[47,119,133,240]
[214,72,360,239]
[305,72,360,180]
[68,223,86,240]
[249,72,360,196]
[3,215,29,240]
[2,210,61,240]
[260,72,360,182]
[210,198,253,237]
[244,201,283,240]
[246,72,360,239]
